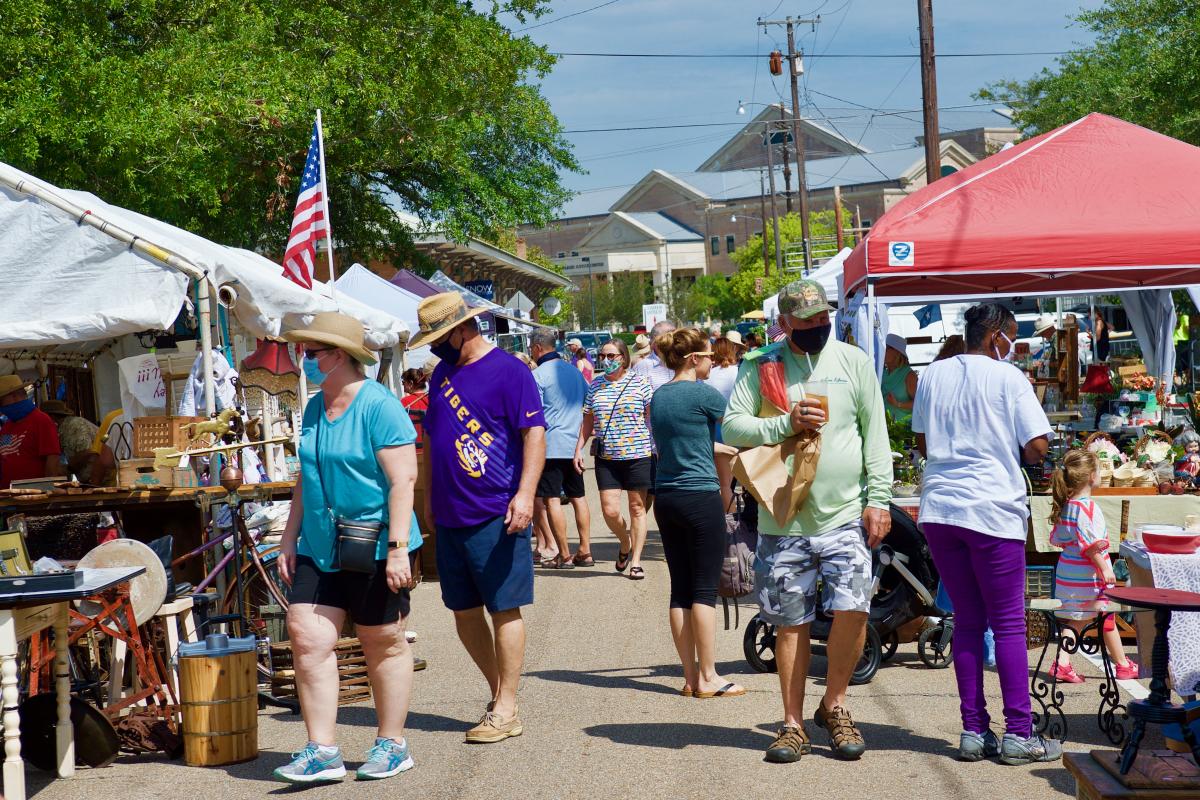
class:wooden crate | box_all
[269,637,370,705]
[132,415,205,457]
[117,458,200,488]
[1066,749,1200,799]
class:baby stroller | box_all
[743,504,944,684]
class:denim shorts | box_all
[436,515,534,613]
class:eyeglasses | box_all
[598,353,621,361]
[303,347,336,360]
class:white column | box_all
[54,606,74,778]
[0,609,25,800]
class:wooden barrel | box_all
[178,636,258,766]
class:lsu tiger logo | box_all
[456,434,488,478]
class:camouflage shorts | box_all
[754,522,872,627]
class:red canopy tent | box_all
[843,113,1200,302]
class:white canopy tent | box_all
[0,162,408,412]
[334,263,433,369]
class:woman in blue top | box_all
[650,328,745,700]
[275,313,422,784]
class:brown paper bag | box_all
[732,432,821,529]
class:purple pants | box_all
[923,523,1031,737]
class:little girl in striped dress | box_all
[1048,449,1139,683]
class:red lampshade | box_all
[240,340,299,376]
[1081,364,1114,395]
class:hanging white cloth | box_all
[178,349,237,415]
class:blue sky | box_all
[501,0,1104,199]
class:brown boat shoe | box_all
[765,725,812,763]
[465,709,523,744]
[815,703,866,760]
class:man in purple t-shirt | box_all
[411,292,546,744]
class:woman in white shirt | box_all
[911,303,1057,766]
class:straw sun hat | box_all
[407,292,488,350]
[0,374,31,398]
[284,312,378,365]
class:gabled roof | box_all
[696,104,867,172]
[609,141,976,209]
[622,212,702,242]
[575,210,701,250]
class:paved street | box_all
[30,487,1131,800]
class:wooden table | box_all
[0,566,143,800]
[0,483,295,584]
[1106,587,1200,774]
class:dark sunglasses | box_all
[303,347,336,360]
[597,353,622,361]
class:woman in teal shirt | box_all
[650,328,745,700]
[275,313,421,784]
[882,333,918,422]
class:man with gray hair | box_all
[529,331,594,567]
[631,319,677,392]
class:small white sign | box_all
[642,303,668,330]
[888,241,915,267]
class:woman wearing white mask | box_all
[911,303,1056,765]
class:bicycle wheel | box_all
[222,545,288,643]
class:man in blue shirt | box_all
[530,331,594,567]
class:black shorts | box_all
[288,555,410,626]
[594,456,654,492]
[536,458,586,499]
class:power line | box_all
[562,102,1003,133]
[551,50,1068,59]
[517,0,621,32]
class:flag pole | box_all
[316,109,337,302]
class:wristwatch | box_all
[387,541,408,549]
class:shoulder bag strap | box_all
[596,376,633,450]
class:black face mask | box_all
[430,331,462,365]
[790,323,832,353]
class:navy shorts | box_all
[436,516,534,613]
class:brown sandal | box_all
[541,555,575,570]
[571,552,595,567]
[628,566,645,580]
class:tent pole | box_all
[866,281,877,369]
[197,280,217,416]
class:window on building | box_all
[570,250,579,257]
[556,251,566,259]
[725,234,736,253]
[861,219,873,230]
[710,236,719,256]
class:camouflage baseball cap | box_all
[778,278,832,320]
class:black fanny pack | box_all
[334,518,384,574]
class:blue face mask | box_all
[302,357,328,386]
[0,397,35,423]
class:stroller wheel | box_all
[849,625,882,685]
[918,624,953,669]
[743,615,778,673]
[880,632,899,662]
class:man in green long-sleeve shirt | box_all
[723,278,893,765]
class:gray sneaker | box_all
[958,729,1000,762]
[356,737,414,780]
[1000,733,1063,766]
[273,742,346,783]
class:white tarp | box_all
[335,263,432,368]
[0,161,408,350]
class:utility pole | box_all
[763,124,783,277]
[779,105,792,212]
[917,0,941,184]
[759,169,769,273]
[760,15,819,272]
[833,185,844,251]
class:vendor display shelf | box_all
[132,416,205,458]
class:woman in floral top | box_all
[575,338,654,580]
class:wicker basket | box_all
[132,415,205,457]
[1112,462,1153,488]
[1133,429,1174,464]
[1084,431,1118,487]
[270,637,370,706]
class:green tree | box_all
[0,0,577,264]
[667,274,739,324]
[727,209,850,310]
[979,1,1200,141]
[609,273,652,329]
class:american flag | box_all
[281,122,327,289]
